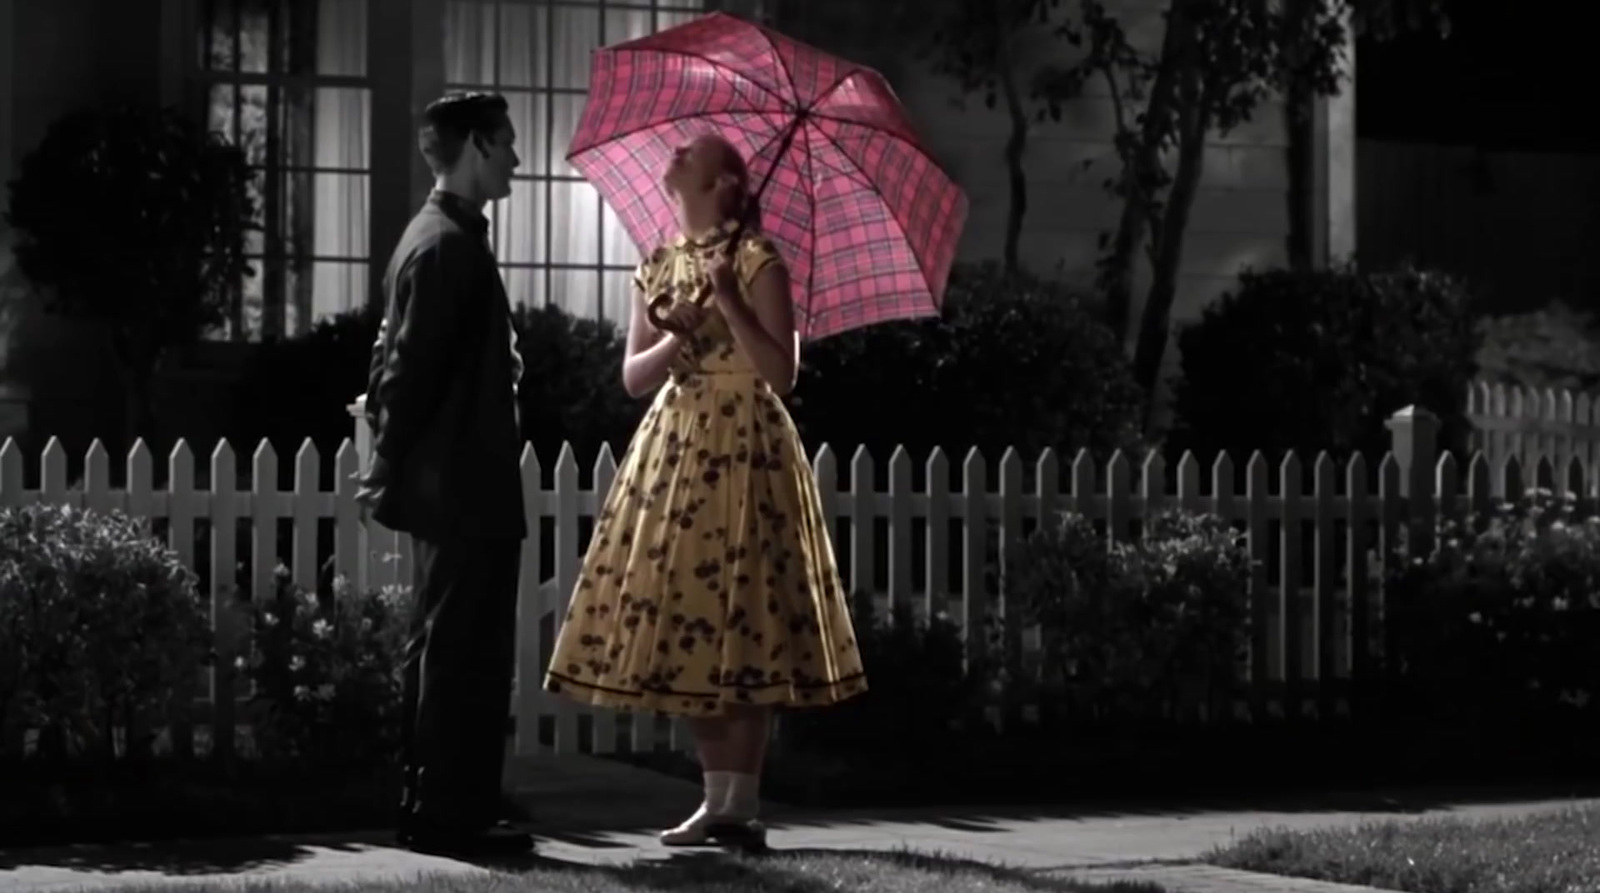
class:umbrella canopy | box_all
[567,12,969,340]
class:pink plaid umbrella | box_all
[567,12,969,341]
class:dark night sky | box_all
[1357,3,1597,152]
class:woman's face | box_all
[664,135,731,196]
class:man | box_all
[356,91,529,857]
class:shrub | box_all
[236,570,412,767]
[1385,489,1600,727]
[511,303,641,464]
[1171,263,1481,465]
[776,596,991,755]
[1006,510,1252,725]
[229,306,380,460]
[0,505,211,761]
[793,261,1146,462]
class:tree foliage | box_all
[5,103,257,445]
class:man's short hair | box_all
[418,92,511,174]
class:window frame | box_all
[185,0,378,341]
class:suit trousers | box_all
[398,534,521,828]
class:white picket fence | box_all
[0,395,1554,765]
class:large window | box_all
[443,0,705,324]
[193,0,372,340]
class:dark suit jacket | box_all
[363,190,526,541]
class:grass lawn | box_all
[108,850,1164,893]
[1209,803,1600,893]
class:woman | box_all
[543,133,866,849]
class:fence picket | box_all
[1,379,1589,761]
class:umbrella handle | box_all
[646,225,744,335]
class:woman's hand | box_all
[662,301,707,333]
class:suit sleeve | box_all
[372,237,474,469]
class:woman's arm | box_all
[621,288,690,398]
[714,261,798,395]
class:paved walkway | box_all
[0,757,1595,892]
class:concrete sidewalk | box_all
[0,757,1595,892]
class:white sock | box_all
[723,772,761,820]
[703,770,734,817]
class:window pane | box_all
[495,179,548,265]
[549,93,586,177]
[207,83,238,143]
[286,260,369,331]
[602,269,637,327]
[550,180,601,265]
[309,88,371,169]
[312,0,367,77]
[603,7,656,45]
[602,201,641,266]
[310,173,370,259]
[239,84,269,166]
[239,0,269,73]
[199,0,238,71]
[443,0,497,86]
[551,268,601,319]
[551,4,602,90]
[503,267,545,310]
[242,258,267,340]
[503,91,549,177]
[497,3,547,89]
[657,8,703,28]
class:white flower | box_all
[1467,612,1483,625]
[289,655,306,672]
[293,684,310,701]
[315,683,336,701]
[1552,597,1570,612]
[311,619,333,639]
[233,654,248,670]
[262,612,278,628]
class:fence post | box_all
[1384,405,1438,558]
[348,394,372,473]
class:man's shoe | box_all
[399,821,535,857]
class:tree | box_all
[5,103,256,447]
[923,0,1065,274]
[1035,0,1449,424]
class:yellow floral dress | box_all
[543,222,868,717]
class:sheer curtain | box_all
[307,0,370,330]
[443,0,698,324]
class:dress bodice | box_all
[634,222,783,377]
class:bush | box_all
[512,303,640,464]
[228,304,642,466]
[775,596,992,756]
[0,504,211,761]
[229,306,380,460]
[1171,263,1481,465]
[1007,510,1252,726]
[1386,489,1600,727]
[793,261,1146,462]
[235,570,413,767]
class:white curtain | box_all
[444,0,700,324]
[304,0,370,332]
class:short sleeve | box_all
[734,234,783,288]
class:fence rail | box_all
[0,384,1592,766]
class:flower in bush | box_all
[1386,489,1600,723]
[0,504,211,760]
[236,568,413,767]
[1006,510,1252,724]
